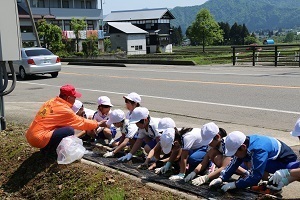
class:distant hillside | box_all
[170,0,300,33]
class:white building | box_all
[107,22,147,55]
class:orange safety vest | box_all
[26,97,98,148]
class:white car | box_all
[7,47,61,79]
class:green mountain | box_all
[170,0,300,33]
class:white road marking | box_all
[14,82,300,115]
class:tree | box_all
[71,18,87,52]
[37,19,64,53]
[187,9,223,52]
[170,26,183,45]
[218,22,230,45]
[244,35,258,45]
[104,38,111,52]
[241,24,250,44]
[284,32,294,43]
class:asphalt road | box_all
[3,63,300,199]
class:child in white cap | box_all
[184,122,248,185]
[72,100,95,119]
[155,127,208,181]
[209,131,297,193]
[138,118,176,170]
[267,118,300,191]
[118,107,161,162]
[91,96,116,145]
[103,109,138,158]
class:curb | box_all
[81,159,204,200]
[68,62,126,67]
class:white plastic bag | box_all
[56,135,86,164]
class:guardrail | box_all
[231,44,300,67]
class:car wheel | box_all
[19,67,27,80]
[51,72,59,78]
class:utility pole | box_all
[24,0,41,47]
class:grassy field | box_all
[0,123,185,200]
[127,45,300,66]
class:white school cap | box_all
[201,122,219,146]
[291,118,300,137]
[123,92,141,103]
[158,118,176,131]
[107,109,125,125]
[97,96,113,107]
[129,107,149,124]
[225,131,246,157]
[72,100,83,114]
[160,128,175,154]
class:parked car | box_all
[6,47,61,80]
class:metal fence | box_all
[231,44,300,67]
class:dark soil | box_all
[0,123,185,200]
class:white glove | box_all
[117,153,132,162]
[267,179,288,191]
[184,171,197,182]
[169,173,185,180]
[191,175,209,186]
[154,162,172,174]
[269,169,290,185]
[209,177,223,188]
[221,182,236,192]
[103,151,114,158]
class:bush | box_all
[56,51,70,58]
[74,52,85,57]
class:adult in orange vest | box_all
[26,84,101,155]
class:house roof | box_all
[104,8,175,22]
[108,22,148,34]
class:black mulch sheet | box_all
[83,146,264,200]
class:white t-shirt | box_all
[136,117,161,139]
[119,119,138,139]
[84,108,95,119]
[93,110,111,122]
[182,128,203,150]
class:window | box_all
[62,0,69,8]
[56,0,61,8]
[52,20,63,29]
[32,0,44,7]
[139,45,142,50]
[131,46,134,48]
[86,1,92,9]
[135,46,138,50]
[64,20,71,31]
[87,21,94,30]
[81,1,85,8]
[20,26,33,33]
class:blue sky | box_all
[100,0,208,15]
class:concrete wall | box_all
[127,34,146,55]
[110,33,128,52]
[161,44,172,53]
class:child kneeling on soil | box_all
[88,96,116,146]
[184,122,248,185]
[118,107,161,162]
[138,118,177,170]
[103,109,138,158]
[155,127,208,181]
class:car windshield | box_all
[25,49,53,57]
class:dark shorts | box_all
[41,126,75,153]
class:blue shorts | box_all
[188,146,208,172]
[96,127,117,139]
[265,140,297,173]
[145,139,157,149]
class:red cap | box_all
[60,84,82,98]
